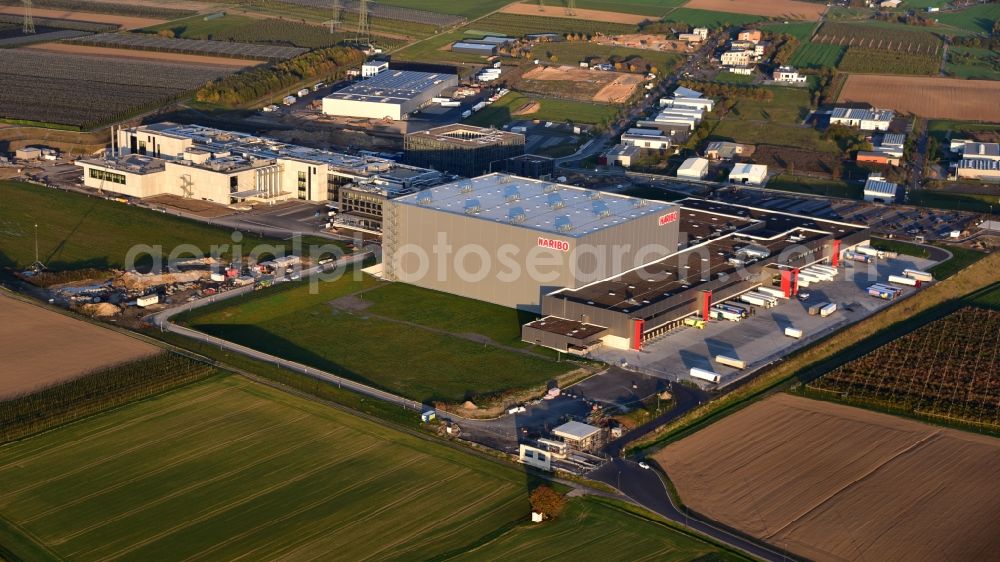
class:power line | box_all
[355,0,370,47]
[22,0,34,35]
[566,0,576,16]
[329,0,341,34]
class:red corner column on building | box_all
[699,289,713,320]
[780,269,800,298]
[631,318,644,351]
[831,239,842,267]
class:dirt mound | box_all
[462,400,478,410]
[116,270,208,291]
[80,302,121,317]
[513,101,540,115]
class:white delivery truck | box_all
[297,88,309,97]
[756,286,788,299]
[282,95,296,106]
[690,367,721,383]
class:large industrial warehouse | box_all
[382,173,682,310]
[322,70,458,121]
[380,173,870,351]
[532,199,869,350]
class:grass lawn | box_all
[621,186,688,202]
[470,13,637,37]
[760,21,817,41]
[708,119,839,153]
[460,497,750,561]
[712,71,756,85]
[766,174,862,199]
[907,189,1000,214]
[393,30,493,63]
[946,46,1000,81]
[178,273,574,403]
[0,376,531,561]
[465,91,619,127]
[663,8,766,29]
[789,42,845,69]
[531,42,683,76]
[0,181,297,272]
[935,4,1000,35]
[870,238,930,258]
[930,245,987,280]
[730,87,813,122]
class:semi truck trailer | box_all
[690,367,721,383]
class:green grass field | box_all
[708,87,840,152]
[178,272,573,403]
[789,42,845,69]
[0,376,530,561]
[946,46,1000,80]
[907,189,1000,214]
[935,4,1000,35]
[760,21,817,41]
[465,91,619,127]
[712,71,756,85]
[0,181,297,272]
[766,174,861,198]
[460,497,750,561]
[730,87,813,123]
[663,8,766,29]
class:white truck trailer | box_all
[820,303,838,317]
[690,367,721,383]
[715,355,746,369]
[756,286,788,299]
[784,327,803,338]
[888,274,919,287]
[739,293,770,308]
[903,269,933,282]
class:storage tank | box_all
[690,367,721,383]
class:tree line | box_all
[196,46,366,106]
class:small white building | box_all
[863,174,899,202]
[773,66,807,83]
[725,65,755,76]
[622,128,671,149]
[677,157,709,179]
[361,60,389,77]
[606,143,640,167]
[662,96,714,112]
[729,163,768,185]
[552,421,602,451]
[830,107,894,131]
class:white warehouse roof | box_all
[552,420,600,441]
[392,172,672,238]
[325,70,457,104]
[677,157,709,178]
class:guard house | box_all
[552,421,603,452]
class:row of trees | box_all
[196,46,365,106]
[678,79,775,101]
[0,352,217,444]
[768,33,801,67]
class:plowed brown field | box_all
[655,393,1000,562]
[0,6,164,29]
[0,293,157,399]
[499,2,649,24]
[838,75,1000,122]
[685,0,827,20]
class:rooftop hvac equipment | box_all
[542,182,558,193]
[417,193,433,205]
[592,200,611,217]
[589,191,602,200]
[507,207,526,223]
[463,198,482,214]
[547,192,566,209]
[459,181,474,193]
[504,185,521,202]
[631,198,648,208]
[555,215,573,232]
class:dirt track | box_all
[500,2,650,24]
[838,75,1000,122]
[0,293,157,399]
[27,43,260,68]
[522,65,642,103]
[655,393,1000,562]
[0,6,164,29]
[685,0,826,20]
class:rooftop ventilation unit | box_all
[631,198,648,208]
[459,181,474,193]
[507,207,526,223]
[464,198,482,214]
[542,182,558,193]
[547,193,566,209]
[504,185,521,202]
[555,215,573,232]
[417,193,433,205]
[589,191,602,200]
[592,200,611,218]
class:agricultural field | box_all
[575,0,687,16]
[0,50,231,129]
[935,3,1000,35]
[141,14,384,50]
[655,393,1000,562]
[813,21,943,55]
[178,273,574,403]
[788,42,845,68]
[498,3,650,25]
[946,46,1000,80]
[367,0,511,19]
[759,21,817,41]
[753,145,843,176]
[709,119,838,152]
[520,65,644,103]
[0,293,156,399]
[0,376,531,561]
[0,0,195,19]
[529,41,683,78]
[683,0,827,20]
[0,6,160,30]
[278,0,467,26]
[838,75,1000,122]
[470,12,638,37]
[662,8,766,29]
[28,42,259,68]
[807,306,1000,429]
[71,32,307,60]
[838,47,940,75]
[465,91,620,127]
[460,497,749,561]
[0,181,296,272]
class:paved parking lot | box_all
[595,254,939,388]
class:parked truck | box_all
[757,286,787,299]
[297,88,310,97]
[784,327,803,339]
[683,316,706,329]
[867,284,900,300]
[461,109,472,119]
[472,101,488,112]
[820,303,838,317]
[739,293,770,308]
[282,95,296,106]
[710,307,742,322]
[717,303,748,318]
[808,303,827,316]
[690,367,721,384]
[888,274,919,287]
[903,269,933,282]
[715,355,746,369]
[844,250,874,264]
